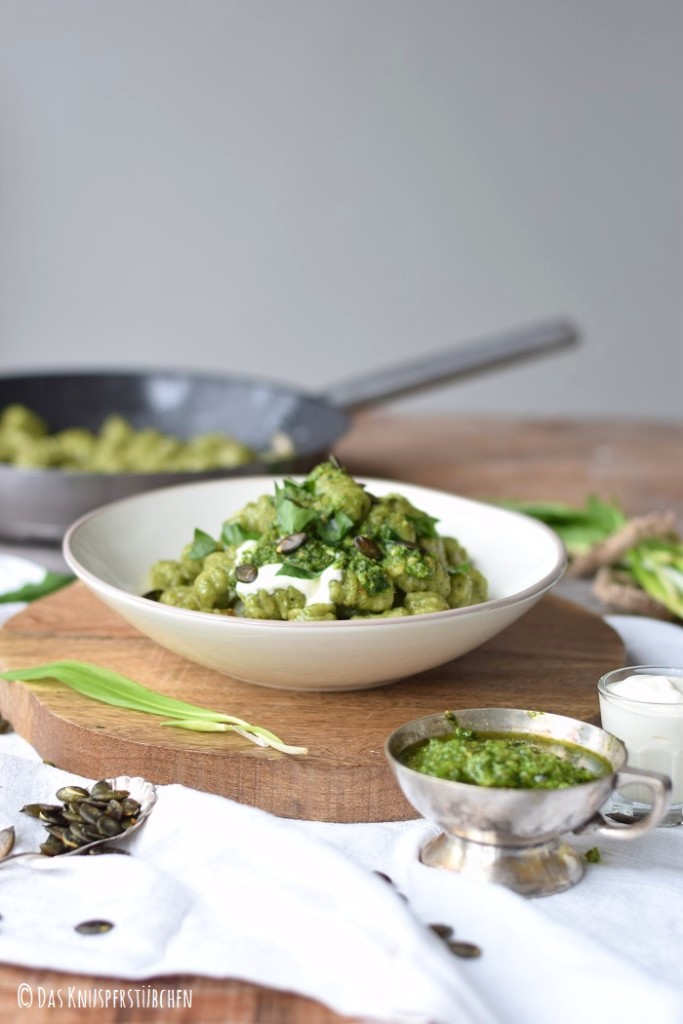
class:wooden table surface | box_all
[1,412,681,1024]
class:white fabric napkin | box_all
[1,560,683,1024]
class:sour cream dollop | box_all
[234,540,343,608]
[608,673,683,704]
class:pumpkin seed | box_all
[447,940,482,959]
[91,781,128,801]
[75,919,114,935]
[21,803,57,819]
[40,836,67,857]
[0,826,15,859]
[96,815,123,838]
[235,563,258,583]
[79,801,105,825]
[21,779,140,857]
[55,786,90,803]
[353,535,382,560]
[276,532,308,554]
[106,799,123,821]
[38,807,68,825]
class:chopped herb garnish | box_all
[408,512,440,539]
[187,528,219,560]
[221,522,260,546]
[317,511,354,545]
[274,482,318,535]
[275,563,322,580]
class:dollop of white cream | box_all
[235,562,343,606]
[609,673,683,704]
[233,540,342,607]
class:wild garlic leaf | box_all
[0,571,74,605]
[0,660,307,755]
[497,497,626,553]
[626,541,683,618]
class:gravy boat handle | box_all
[576,767,672,839]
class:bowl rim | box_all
[63,474,567,630]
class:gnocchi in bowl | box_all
[63,468,566,691]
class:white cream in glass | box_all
[598,665,683,827]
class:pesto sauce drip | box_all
[401,723,611,789]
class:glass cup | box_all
[598,665,683,827]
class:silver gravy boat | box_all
[385,708,671,898]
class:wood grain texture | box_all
[0,413,679,1024]
[335,414,683,523]
[0,583,624,822]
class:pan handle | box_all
[321,318,579,413]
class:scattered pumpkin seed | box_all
[372,872,482,958]
[447,940,482,959]
[235,563,258,583]
[0,826,15,859]
[75,920,114,935]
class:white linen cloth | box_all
[0,560,682,1024]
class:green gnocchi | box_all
[0,403,255,472]
[146,460,489,622]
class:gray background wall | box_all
[1,0,681,419]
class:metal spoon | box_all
[0,775,156,867]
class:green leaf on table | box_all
[0,660,307,755]
[0,571,73,605]
[498,496,626,553]
[625,540,683,619]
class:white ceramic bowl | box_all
[63,476,566,691]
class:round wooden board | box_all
[0,583,625,822]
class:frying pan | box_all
[0,318,577,542]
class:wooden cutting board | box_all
[0,582,624,822]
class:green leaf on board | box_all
[0,660,307,755]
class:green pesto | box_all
[0,404,255,473]
[401,722,611,789]
[147,461,489,621]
